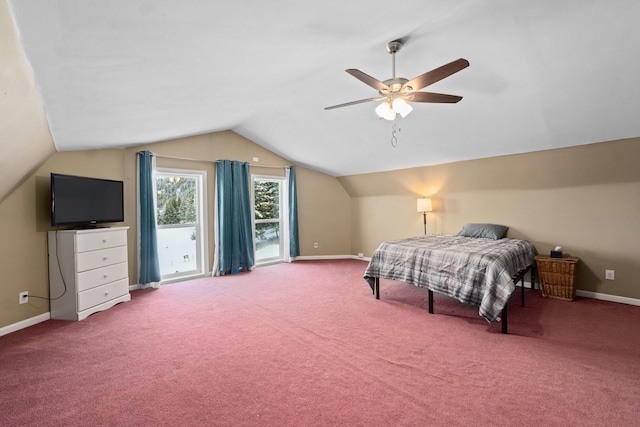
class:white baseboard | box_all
[482,280,640,306]
[129,270,216,290]
[516,281,535,288]
[575,290,640,306]
[295,255,372,262]
[0,312,50,337]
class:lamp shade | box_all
[375,101,396,121]
[417,198,432,213]
[392,98,413,118]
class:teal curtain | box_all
[216,160,254,274]
[138,151,161,284]
[288,166,300,257]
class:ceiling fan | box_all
[325,40,469,120]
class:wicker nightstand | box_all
[535,255,579,301]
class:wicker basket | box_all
[535,255,579,301]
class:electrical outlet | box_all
[358,252,364,258]
[313,242,319,249]
[605,270,615,280]
[19,291,28,304]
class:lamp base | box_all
[423,212,427,235]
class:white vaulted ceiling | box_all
[7,0,640,176]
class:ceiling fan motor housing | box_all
[380,77,411,96]
[386,40,403,54]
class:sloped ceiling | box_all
[7,0,640,177]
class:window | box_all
[252,176,285,264]
[155,168,208,281]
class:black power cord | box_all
[28,228,67,301]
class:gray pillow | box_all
[457,223,509,240]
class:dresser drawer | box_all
[76,230,127,253]
[76,246,127,272]
[77,278,129,311]
[77,262,128,292]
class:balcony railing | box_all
[157,226,198,276]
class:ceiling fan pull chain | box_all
[391,123,400,147]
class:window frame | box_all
[251,175,287,265]
[155,167,209,282]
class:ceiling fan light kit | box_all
[375,98,413,121]
[375,102,396,120]
[325,40,469,121]
[392,98,413,118]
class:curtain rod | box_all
[138,152,290,169]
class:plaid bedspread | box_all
[363,234,537,322]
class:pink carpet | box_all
[1,259,639,426]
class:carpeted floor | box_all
[1,259,639,426]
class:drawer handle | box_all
[104,291,109,296]
[103,239,108,243]
[103,257,108,261]
[103,274,108,279]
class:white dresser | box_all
[48,227,131,320]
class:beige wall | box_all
[1,133,638,329]
[0,0,56,203]
[339,137,640,300]
[123,131,352,278]
[0,131,352,329]
[296,167,352,256]
[0,150,126,328]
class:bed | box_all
[363,225,537,334]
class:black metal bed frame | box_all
[371,264,535,334]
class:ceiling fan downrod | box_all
[386,40,403,79]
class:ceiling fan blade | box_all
[325,97,382,110]
[403,58,469,91]
[409,92,462,103]
[345,69,389,91]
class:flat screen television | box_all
[51,173,124,227]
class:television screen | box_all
[51,173,124,227]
